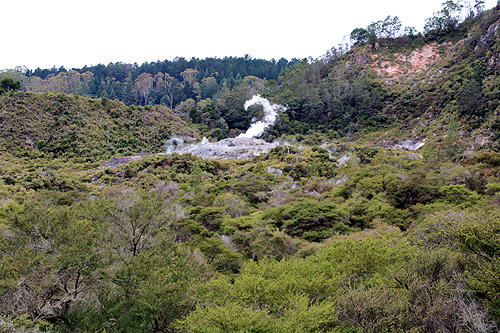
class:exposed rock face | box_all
[480,19,500,47]
[480,19,500,69]
[165,137,280,160]
[367,42,453,83]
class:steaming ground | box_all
[164,95,286,160]
[99,94,425,167]
[238,95,286,138]
[165,137,280,160]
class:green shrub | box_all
[264,199,355,241]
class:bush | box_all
[264,199,354,241]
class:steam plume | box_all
[238,95,286,139]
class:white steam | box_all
[237,95,286,139]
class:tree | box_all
[424,0,465,33]
[105,187,184,257]
[180,68,199,86]
[154,72,166,92]
[67,70,82,93]
[242,75,265,93]
[134,73,154,105]
[367,16,402,40]
[474,0,485,14]
[76,71,95,96]
[121,73,136,105]
[464,0,486,18]
[102,237,207,332]
[24,76,43,92]
[350,27,371,44]
[404,26,418,37]
[200,76,219,99]
[457,79,483,116]
[216,84,255,130]
[1,192,106,323]
[0,76,21,93]
[162,73,182,109]
[175,98,196,116]
[14,65,28,74]
[0,69,28,84]
[381,15,402,38]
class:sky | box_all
[2,0,498,71]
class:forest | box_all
[2,56,297,110]
[1,1,500,332]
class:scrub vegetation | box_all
[1,1,500,331]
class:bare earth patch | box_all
[370,42,453,83]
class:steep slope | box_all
[273,7,500,152]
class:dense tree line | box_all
[28,56,295,83]
[6,56,299,108]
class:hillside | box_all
[0,91,197,159]
[270,6,500,150]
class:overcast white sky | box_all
[2,0,498,70]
